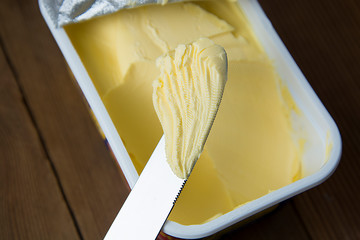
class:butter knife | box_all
[104,136,186,240]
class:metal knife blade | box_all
[104,136,186,240]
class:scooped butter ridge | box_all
[153,38,227,179]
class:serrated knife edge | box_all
[104,136,186,240]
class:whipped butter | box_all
[65,1,303,225]
[153,38,227,179]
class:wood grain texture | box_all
[259,0,360,239]
[0,43,79,239]
[0,0,130,239]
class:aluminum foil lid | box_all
[41,0,188,27]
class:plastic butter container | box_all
[39,0,342,239]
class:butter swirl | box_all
[153,38,227,179]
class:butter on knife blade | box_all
[104,38,227,240]
[153,38,228,179]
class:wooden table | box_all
[1,0,359,239]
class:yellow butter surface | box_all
[65,1,302,225]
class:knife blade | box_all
[104,136,186,240]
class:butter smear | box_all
[153,38,227,179]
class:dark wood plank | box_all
[259,0,360,239]
[0,42,79,239]
[0,0,129,239]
